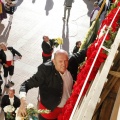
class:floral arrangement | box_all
[58,0,120,119]
[53,37,63,47]
[15,103,50,120]
[3,105,15,120]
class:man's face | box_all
[43,36,49,42]
[53,53,68,74]
[8,90,15,98]
[77,42,81,48]
[0,44,7,51]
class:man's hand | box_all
[18,97,27,117]
[3,64,8,67]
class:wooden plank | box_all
[99,95,115,120]
[93,75,120,116]
[77,28,120,120]
[109,71,120,78]
[110,87,120,120]
[92,50,120,117]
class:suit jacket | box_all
[42,40,54,55]
[20,49,87,111]
[1,95,20,120]
[73,46,79,53]
[0,47,22,65]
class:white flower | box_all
[56,37,63,44]
[15,103,50,120]
[27,103,34,109]
[3,105,15,113]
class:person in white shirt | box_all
[0,42,22,88]
[90,1,100,26]
[1,87,20,120]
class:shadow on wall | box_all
[83,0,95,17]
[32,0,36,4]
[0,23,11,43]
[45,0,54,16]
[0,24,5,36]
[61,21,69,53]
[15,0,24,11]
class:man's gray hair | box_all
[9,87,15,93]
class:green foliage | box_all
[103,27,117,49]
[6,112,15,120]
[23,108,39,120]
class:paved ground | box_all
[0,0,94,119]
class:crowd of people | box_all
[0,0,113,119]
[0,47,86,120]
[0,42,22,119]
[0,34,82,120]
[0,33,83,119]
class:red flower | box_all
[117,2,120,6]
[105,33,111,41]
[58,3,120,120]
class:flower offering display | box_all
[3,105,15,120]
[15,103,50,120]
[53,37,63,47]
[58,0,120,119]
[55,37,63,45]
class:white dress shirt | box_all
[58,70,73,108]
[9,97,14,105]
[4,49,13,61]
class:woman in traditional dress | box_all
[0,0,7,23]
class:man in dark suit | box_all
[73,41,81,53]
[18,49,87,120]
[0,42,22,88]
[41,35,55,63]
[1,87,20,120]
[41,35,62,63]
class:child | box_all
[73,41,81,53]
